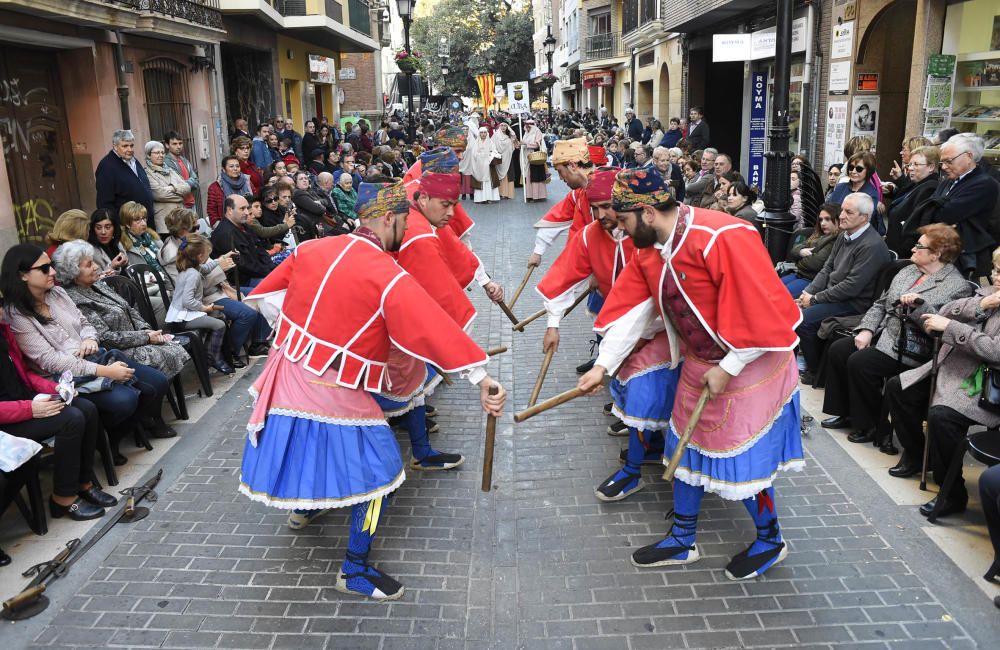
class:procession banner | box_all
[507,81,531,114]
[476,74,495,119]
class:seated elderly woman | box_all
[0,319,116,521]
[884,247,1000,518]
[55,238,190,403]
[820,224,973,454]
[781,202,842,299]
[1,244,171,466]
[119,200,167,324]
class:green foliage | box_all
[411,0,533,98]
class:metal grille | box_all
[348,0,371,35]
[142,57,194,156]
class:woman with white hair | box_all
[468,126,502,204]
[144,140,191,237]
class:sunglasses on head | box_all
[848,165,866,173]
[29,263,52,274]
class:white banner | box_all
[507,81,531,114]
[824,101,848,172]
[713,33,751,62]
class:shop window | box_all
[142,57,193,154]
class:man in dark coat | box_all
[211,194,276,293]
[95,129,154,219]
[624,108,643,141]
[686,106,711,150]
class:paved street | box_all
[7,180,1000,649]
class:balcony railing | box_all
[621,0,657,35]
[123,0,225,29]
[584,32,624,62]
[347,0,371,35]
[267,0,343,21]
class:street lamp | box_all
[543,25,556,122]
[438,36,449,98]
[396,0,417,142]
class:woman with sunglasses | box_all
[828,151,883,234]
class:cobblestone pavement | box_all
[9,182,1000,649]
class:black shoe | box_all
[847,429,875,444]
[576,358,596,374]
[888,456,920,478]
[607,419,628,436]
[212,361,235,375]
[877,439,899,455]
[821,415,851,429]
[920,495,967,518]
[79,485,118,508]
[232,358,247,369]
[49,497,104,521]
[799,371,816,385]
[0,547,10,567]
[619,447,664,466]
[425,405,437,417]
[425,417,440,434]
[603,402,614,417]
[984,560,1000,582]
[247,342,271,357]
[148,417,177,439]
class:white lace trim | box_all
[672,459,806,501]
[610,404,670,433]
[237,470,405,510]
[668,389,799,459]
[616,361,675,385]
[246,409,387,446]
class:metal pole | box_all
[403,15,415,143]
[757,0,797,263]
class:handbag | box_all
[979,365,1000,414]
[892,319,934,364]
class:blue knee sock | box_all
[343,497,391,595]
[624,427,645,473]
[656,479,704,550]
[402,405,434,460]
[741,487,783,556]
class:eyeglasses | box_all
[847,165,866,173]
[940,151,970,166]
[264,197,278,203]
[913,244,933,251]
[907,162,930,168]
[29,263,52,274]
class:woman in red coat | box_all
[0,321,116,521]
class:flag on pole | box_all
[476,73,495,118]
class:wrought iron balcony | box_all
[108,0,224,29]
[621,0,657,36]
[584,32,624,62]
[267,0,344,23]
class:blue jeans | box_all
[79,359,169,430]
[781,274,810,299]
[794,301,858,372]
[240,277,262,297]
[217,298,272,355]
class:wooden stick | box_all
[662,387,712,482]
[431,365,454,386]
[512,308,545,332]
[563,289,590,316]
[486,346,508,356]
[528,348,556,407]
[508,266,536,309]
[481,385,499,492]
[496,299,520,326]
[514,387,586,423]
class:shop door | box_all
[0,47,78,244]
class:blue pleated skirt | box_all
[664,392,805,501]
[374,364,440,416]
[239,414,404,510]
[610,365,680,433]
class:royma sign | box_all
[713,18,807,62]
[582,70,615,88]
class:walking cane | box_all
[662,387,712,482]
[481,385,500,492]
[514,387,586,422]
[509,266,536,309]
[528,348,556,407]
[920,336,943,491]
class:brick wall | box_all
[339,51,379,114]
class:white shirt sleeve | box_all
[532,223,570,256]
[473,256,491,287]
[594,298,657,375]
[719,348,766,377]
[463,366,488,385]
[544,279,590,328]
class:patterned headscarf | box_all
[586,167,622,203]
[612,168,673,211]
[355,181,408,220]
[434,125,467,149]
[420,147,460,174]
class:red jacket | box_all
[0,322,58,425]
[537,220,634,302]
[239,159,262,195]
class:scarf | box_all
[129,230,162,271]
[219,171,249,198]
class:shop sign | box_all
[824,100,848,171]
[717,18,806,62]
[856,73,879,92]
[308,55,336,84]
[507,81,531,114]
[747,71,768,192]
[712,33,751,62]
[582,70,614,88]
[750,27,776,61]
[339,67,356,80]
[831,21,854,59]
[829,60,851,95]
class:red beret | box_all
[588,145,608,166]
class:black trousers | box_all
[822,338,900,430]
[885,375,976,498]
[1,399,100,497]
[980,464,1000,567]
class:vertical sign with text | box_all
[748,71,768,192]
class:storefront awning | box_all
[582,70,614,89]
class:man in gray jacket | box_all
[796,193,892,380]
[163,130,199,215]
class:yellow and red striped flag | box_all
[475,73,496,118]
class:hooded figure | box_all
[519,119,547,201]
[467,127,502,204]
[492,123,516,199]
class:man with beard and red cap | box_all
[577,168,804,581]
[403,125,475,241]
[240,181,507,601]
[536,167,680,501]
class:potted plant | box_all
[395,49,423,74]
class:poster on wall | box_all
[831,21,855,59]
[747,71,768,192]
[824,101,848,172]
[922,112,950,139]
[829,60,851,95]
[851,95,879,143]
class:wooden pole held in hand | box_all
[528,348,556,407]
[509,266,536,309]
[431,365,454,386]
[481,385,500,492]
[662,387,712,482]
[512,308,546,332]
[496,299,520,326]
[563,289,590,317]
[486,346,508,357]
[514,387,586,423]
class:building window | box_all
[142,57,193,154]
[590,11,611,35]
